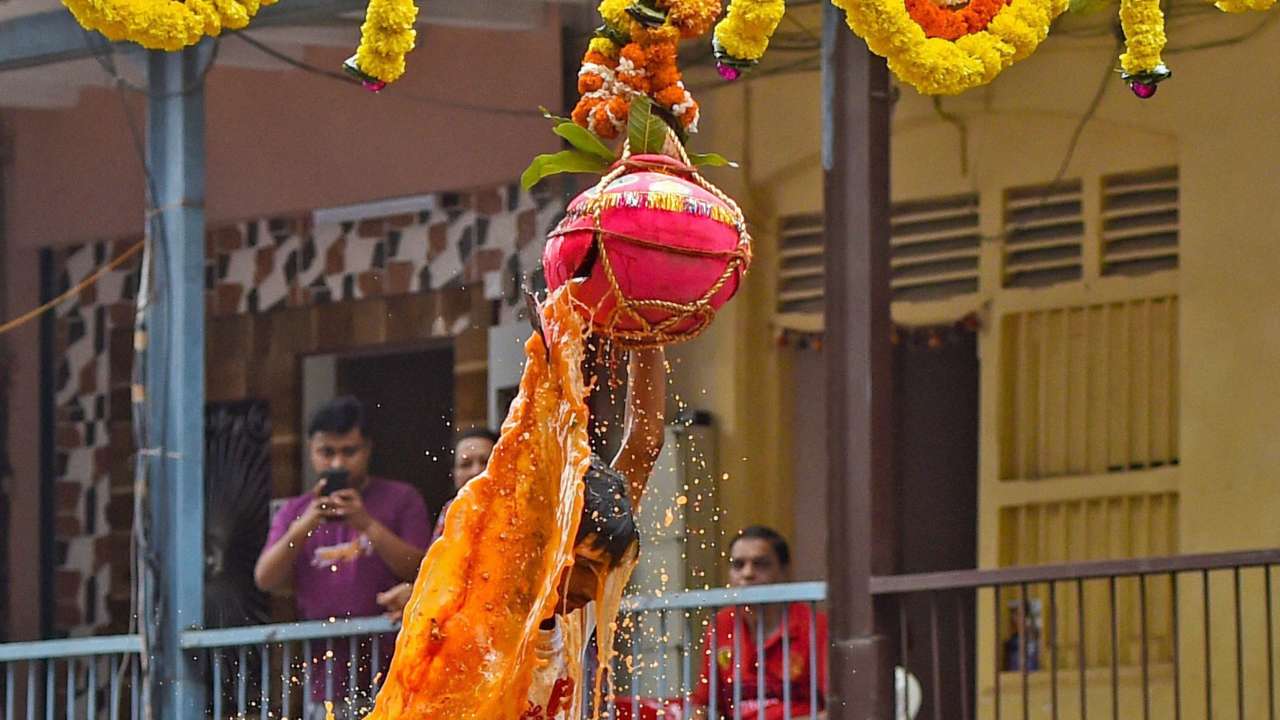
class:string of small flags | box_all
[776,312,982,351]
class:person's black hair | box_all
[578,454,639,567]
[730,525,791,567]
[454,427,499,447]
[307,396,368,439]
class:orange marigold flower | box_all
[663,0,722,38]
[904,0,1009,39]
[579,73,606,94]
[606,95,630,118]
[589,95,629,139]
[572,100,594,128]
[620,43,647,66]
[590,113,618,138]
[583,49,618,69]
[620,74,652,94]
[645,41,677,66]
[650,67,682,90]
[679,104,699,128]
[655,85,687,107]
[636,24,680,46]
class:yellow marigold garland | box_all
[61,0,272,51]
[1117,0,1169,97]
[600,0,642,36]
[713,0,787,77]
[344,0,420,88]
[62,0,419,89]
[829,0,1067,95]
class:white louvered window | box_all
[890,193,981,302]
[777,214,824,315]
[1102,166,1179,277]
[1002,180,1085,288]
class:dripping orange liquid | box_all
[364,286,613,720]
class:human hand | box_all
[328,488,373,531]
[377,583,413,622]
[294,482,333,534]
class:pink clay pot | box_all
[542,155,748,345]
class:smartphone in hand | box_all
[320,468,350,495]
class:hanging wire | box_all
[0,242,144,336]
[228,32,548,117]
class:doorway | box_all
[894,329,979,720]
[301,344,456,523]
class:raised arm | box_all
[611,346,667,508]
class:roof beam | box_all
[0,0,547,73]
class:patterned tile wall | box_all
[47,180,563,636]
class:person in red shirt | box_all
[692,526,828,720]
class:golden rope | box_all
[0,240,145,337]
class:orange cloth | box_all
[364,287,591,720]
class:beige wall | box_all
[1,21,564,639]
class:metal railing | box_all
[0,583,830,720]
[182,616,397,719]
[615,581,828,720]
[0,635,144,720]
[871,548,1280,720]
[6,548,1277,720]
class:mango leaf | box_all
[520,149,611,190]
[553,122,618,162]
[626,0,668,26]
[539,106,573,124]
[688,152,740,168]
[628,96,669,156]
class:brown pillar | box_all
[821,3,896,719]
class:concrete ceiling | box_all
[0,0,588,108]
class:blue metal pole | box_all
[145,43,208,719]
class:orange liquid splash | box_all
[364,287,593,719]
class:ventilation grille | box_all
[999,296,1179,481]
[890,193,980,302]
[1102,166,1179,277]
[777,214,824,315]
[1003,180,1084,288]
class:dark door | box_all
[894,329,979,720]
[336,346,455,523]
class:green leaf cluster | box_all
[520,102,739,189]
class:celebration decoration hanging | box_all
[571,0,718,140]
[60,0,419,88]
[60,0,270,52]
[1117,0,1170,97]
[712,0,787,79]
[711,0,1275,97]
[342,0,419,90]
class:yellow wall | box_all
[688,0,1280,565]
[682,7,1280,712]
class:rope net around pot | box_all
[543,134,753,349]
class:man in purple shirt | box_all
[255,395,429,717]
